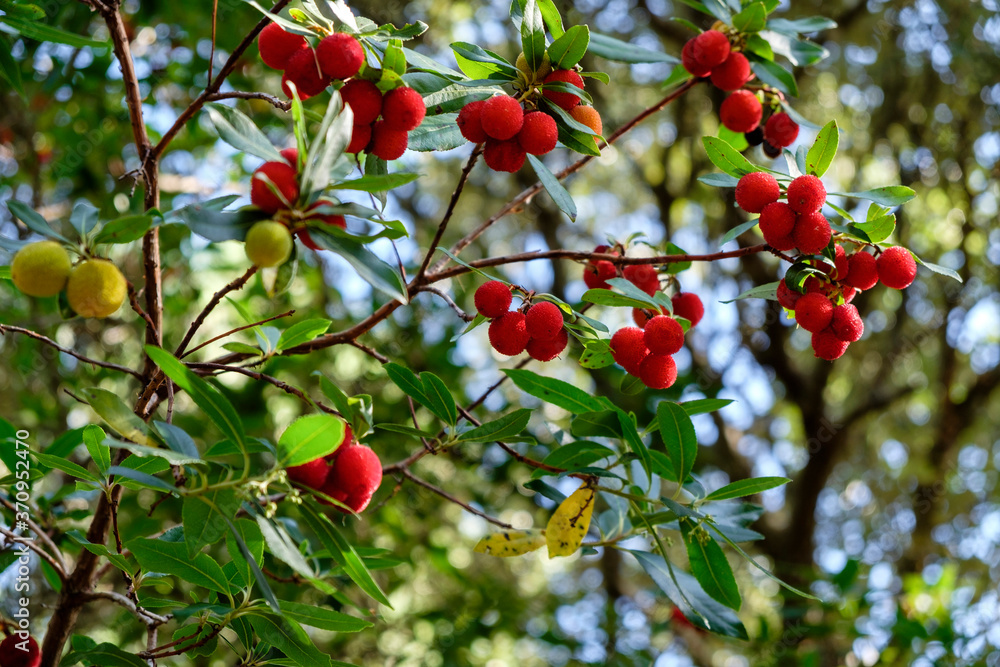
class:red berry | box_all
[831,245,849,280]
[542,69,585,111]
[691,30,730,69]
[644,315,684,355]
[793,211,832,254]
[298,200,346,250]
[526,328,569,362]
[287,458,330,489]
[639,354,678,390]
[279,146,299,167]
[794,292,834,332]
[671,292,704,327]
[569,105,603,135]
[758,201,796,245]
[251,161,299,213]
[583,260,617,290]
[719,90,762,133]
[481,95,524,140]
[844,251,879,290]
[340,79,382,125]
[258,22,307,70]
[326,424,355,460]
[681,38,712,77]
[735,171,780,214]
[322,444,382,513]
[610,327,649,375]
[316,33,364,80]
[381,86,426,131]
[776,279,801,310]
[632,306,668,328]
[764,112,799,148]
[483,138,526,173]
[786,175,826,214]
[457,100,489,143]
[517,111,558,155]
[346,123,372,154]
[474,280,513,318]
[830,303,864,342]
[489,312,529,356]
[812,330,849,361]
[624,264,659,295]
[877,246,917,289]
[525,301,564,341]
[0,635,40,667]
[842,286,857,303]
[369,120,408,160]
[710,52,751,91]
[282,48,332,99]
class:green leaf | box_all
[408,114,467,151]
[383,363,429,404]
[547,25,590,69]
[806,120,838,177]
[225,517,265,587]
[145,347,246,451]
[587,32,678,64]
[539,442,614,472]
[702,136,758,178]
[732,2,767,32]
[93,214,157,245]
[277,319,332,352]
[249,614,332,667]
[719,219,759,247]
[33,451,100,484]
[503,369,608,414]
[578,339,615,369]
[128,537,231,594]
[537,0,565,37]
[457,409,531,442]
[698,172,741,188]
[912,252,963,282]
[61,643,149,667]
[680,520,741,610]
[704,477,790,502]
[847,215,895,245]
[331,172,419,193]
[527,155,577,221]
[278,414,346,467]
[382,39,407,76]
[745,33,774,60]
[104,439,201,466]
[749,58,798,97]
[206,104,284,163]
[183,488,241,558]
[81,388,155,447]
[710,526,819,599]
[720,281,779,303]
[681,398,734,416]
[520,0,545,71]
[450,42,520,80]
[420,372,457,426]
[0,36,25,99]
[301,91,353,197]
[69,201,99,238]
[616,409,652,483]
[0,15,107,48]
[699,0,732,22]
[657,402,697,483]
[83,425,111,477]
[767,17,838,34]
[7,200,71,243]
[153,422,200,459]
[279,600,373,632]
[308,230,408,303]
[107,465,176,492]
[833,186,916,207]
[254,514,316,581]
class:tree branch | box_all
[0,324,143,379]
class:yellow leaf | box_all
[473,529,546,557]
[546,484,596,557]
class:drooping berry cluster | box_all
[736,172,832,254]
[475,281,569,361]
[609,300,698,389]
[344,83,426,160]
[287,425,383,513]
[258,23,364,100]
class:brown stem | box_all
[181,309,294,359]
[0,324,142,379]
[174,267,258,357]
[399,469,513,529]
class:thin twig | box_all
[188,362,338,414]
[0,324,143,379]
[348,339,389,363]
[0,496,67,572]
[79,590,170,626]
[400,469,513,529]
[0,526,67,581]
[140,623,223,659]
[174,266,258,357]
[181,309,294,359]
[413,285,475,322]
[204,91,291,110]
[127,280,158,334]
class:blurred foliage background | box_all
[1,0,999,665]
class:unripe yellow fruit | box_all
[66,259,127,318]
[515,52,552,82]
[11,241,71,297]
[245,221,293,268]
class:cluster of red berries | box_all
[609,311,689,389]
[250,147,345,250]
[286,425,383,513]
[0,634,39,667]
[342,82,426,160]
[736,172,832,254]
[475,281,569,361]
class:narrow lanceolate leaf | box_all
[702,136,758,178]
[277,319,331,352]
[520,0,545,71]
[33,452,100,484]
[503,369,608,414]
[383,362,428,404]
[588,32,678,64]
[835,185,916,207]
[0,15,107,48]
[680,520,741,610]
[81,388,155,447]
[249,615,333,667]
[546,483,596,557]
[310,230,408,303]
[420,372,457,426]
[128,537,231,594]
[205,104,284,163]
[7,200,72,243]
[60,643,149,667]
[547,24,590,69]
[657,401,697,483]
[182,488,241,558]
[279,600,373,632]
[0,37,25,99]
[83,424,111,476]
[703,477,790,502]
[806,119,838,177]
[474,529,547,557]
[277,414,346,467]
[527,155,577,221]
[457,408,531,443]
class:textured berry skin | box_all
[287,458,330,489]
[786,175,826,214]
[644,316,684,355]
[764,112,799,148]
[517,111,558,155]
[0,635,40,667]
[672,292,704,327]
[720,90,762,133]
[692,30,730,69]
[831,245,849,280]
[244,221,293,268]
[758,201,796,245]
[280,147,299,167]
[583,260,617,290]
[632,306,668,328]
[340,79,382,125]
[11,241,71,297]
[710,52,751,91]
[624,264,659,295]
[525,301,564,341]
[381,86,426,131]
[483,138,526,173]
[316,33,364,80]
[842,286,857,303]
[542,69,585,110]
[281,48,331,99]
[298,201,346,251]
[322,444,382,513]
[793,211,832,254]
[877,246,917,289]
[326,424,354,460]
[735,171,780,214]
[474,280,512,319]
[830,303,864,342]
[258,23,307,70]
[457,100,489,143]
[639,354,678,390]
[569,105,602,135]
[370,121,408,160]
[794,292,834,332]
[610,327,649,375]
[66,260,127,319]
[346,123,372,154]
[812,330,849,361]
[489,312,530,356]
[251,161,299,213]
[776,279,801,310]
[844,251,879,290]
[526,328,569,362]
[681,39,712,77]
[481,95,524,140]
